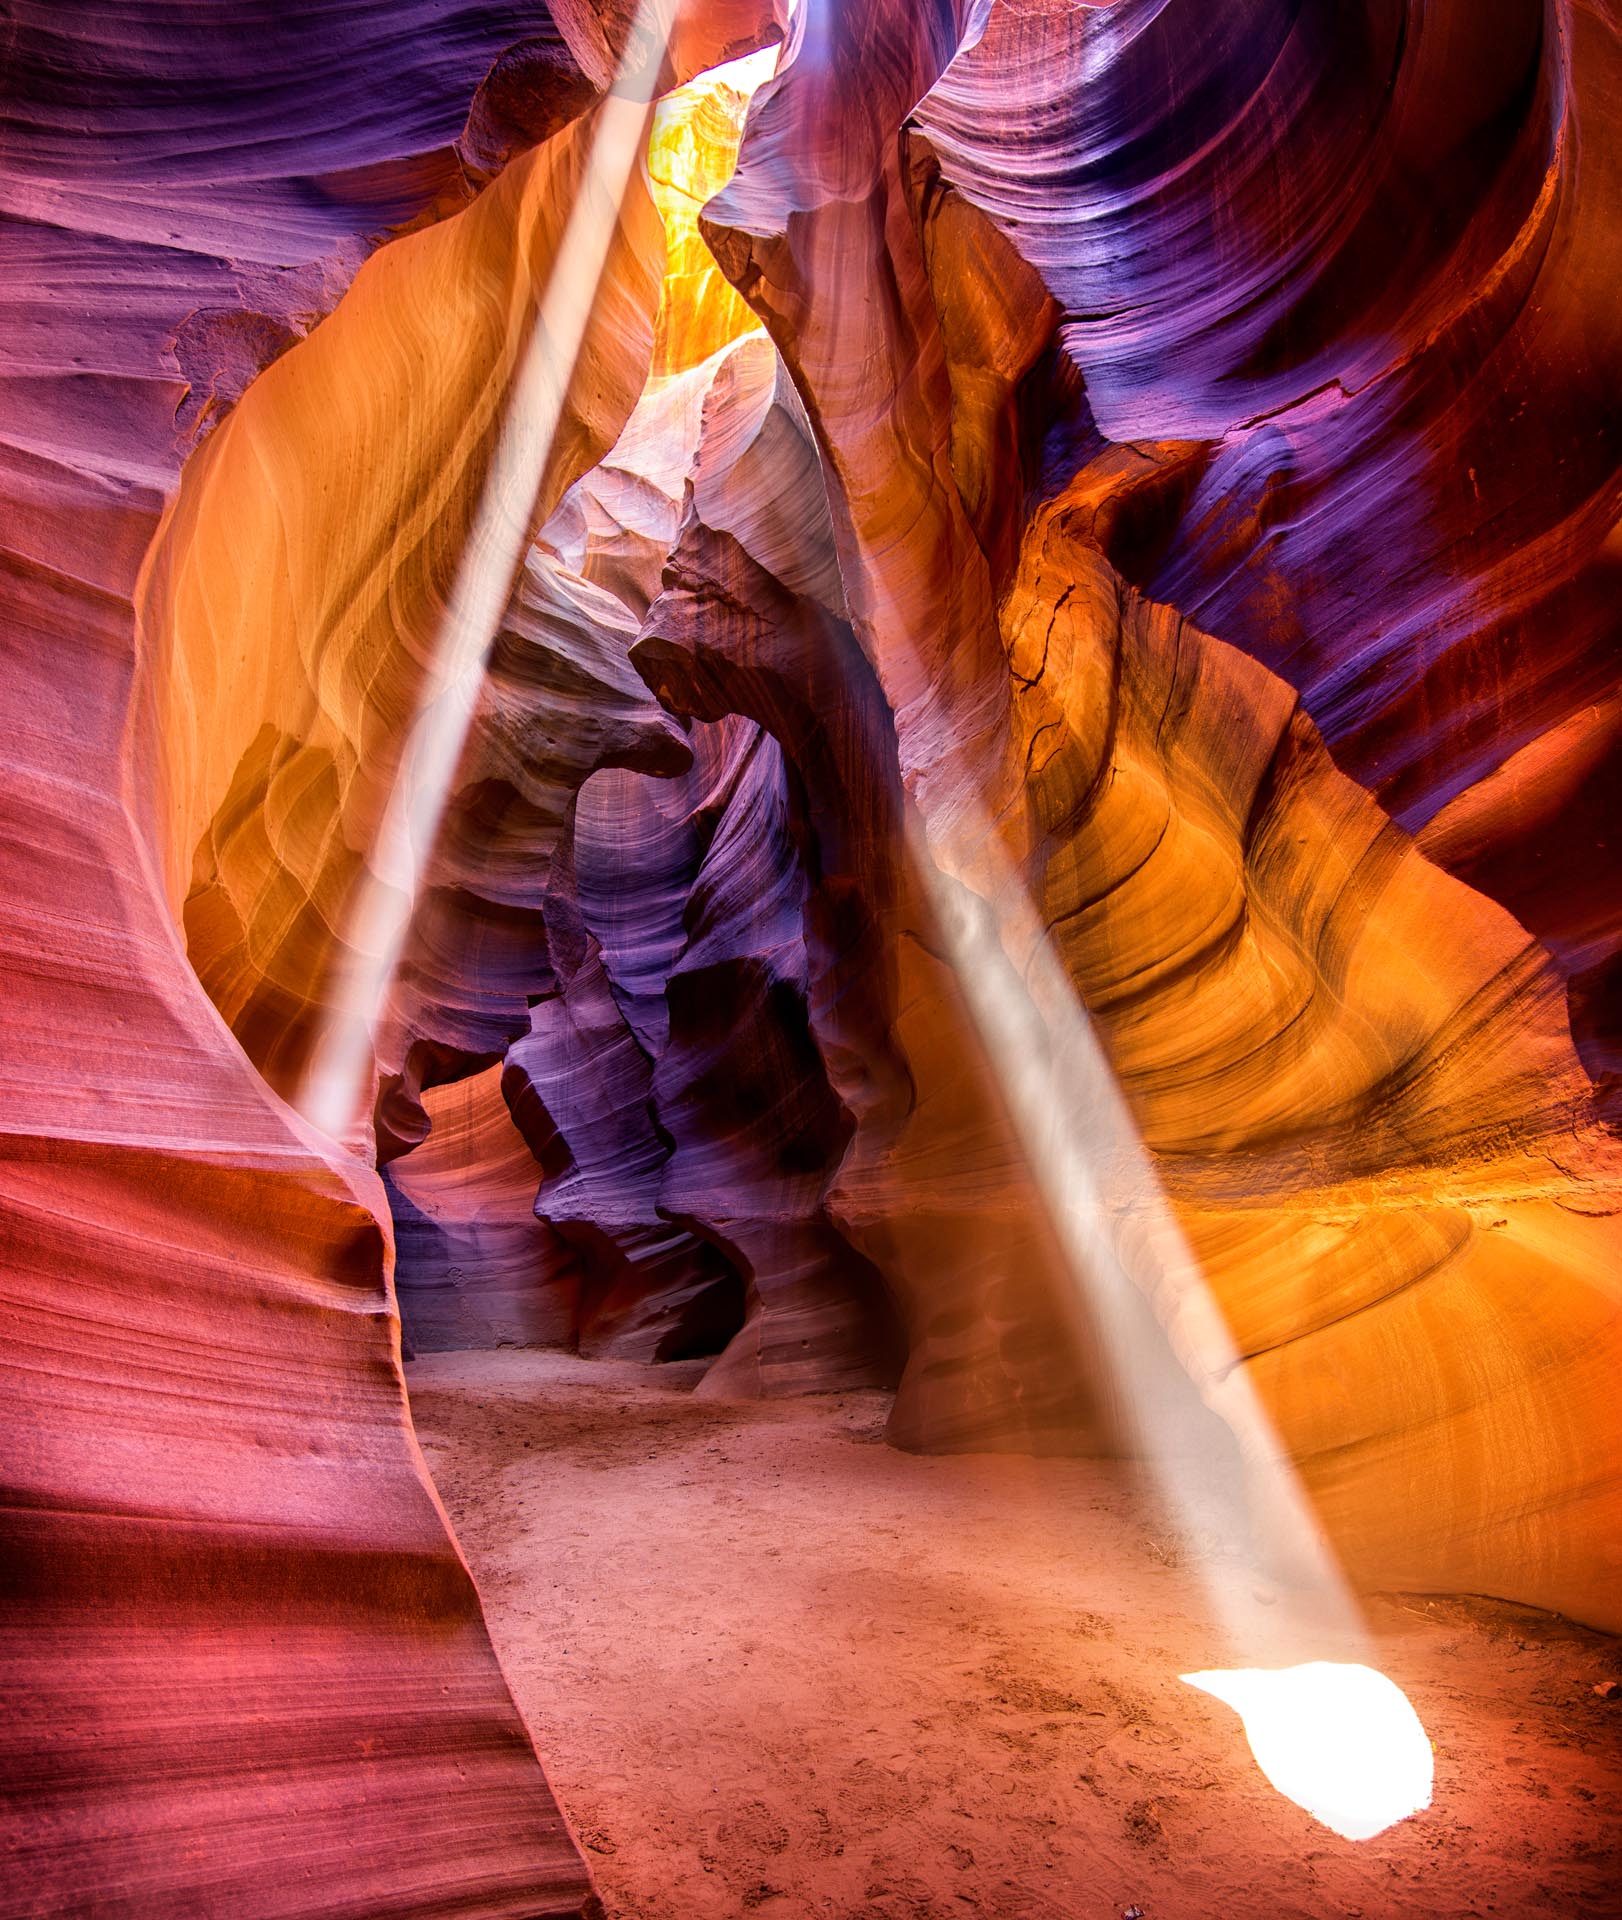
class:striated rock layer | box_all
[0,4,781,1914]
[918,0,1622,1110]
[5,0,1622,1909]
[701,0,1622,1625]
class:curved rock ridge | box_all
[704,0,1622,1623]
[622,646,906,1398]
[634,333,1104,1440]
[137,106,666,1142]
[0,3,778,1912]
[432,313,1101,1433]
[617,343,904,1397]
[389,340,764,1356]
[386,1063,585,1350]
[501,717,756,1367]
[374,542,695,1159]
[479,563,885,1388]
[914,0,1622,1108]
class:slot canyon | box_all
[3,1,1621,1915]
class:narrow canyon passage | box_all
[409,1353,1622,1920]
[9,1,1622,1911]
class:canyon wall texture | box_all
[0,4,777,1915]
[4,0,1621,1912]
[390,0,1622,1624]
[700,0,1622,1621]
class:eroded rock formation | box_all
[0,5,780,1915]
[919,0,1622,1107]
[5,0,1622,1911]
[701,0,1622,1622]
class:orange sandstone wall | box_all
[703,0,1622,1625]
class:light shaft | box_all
[297,0,679,1143]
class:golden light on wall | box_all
[295,0,683,1142]
[647,45,778,375]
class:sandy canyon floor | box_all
[408,1351,1622,1920]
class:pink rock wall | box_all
[0,4,772,1910]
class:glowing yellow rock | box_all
[647,47,777,375]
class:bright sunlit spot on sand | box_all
[911,814,1440,1839]
[1181,1662,1434,1840]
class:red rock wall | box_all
[0,4,773,1910]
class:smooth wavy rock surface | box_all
[505,804,749,1367]
[387,1064,584,1350]
[706,0,1622,1625]
[0,0,810,1909]
[636,333,1104,1440]
[139,113,665,1145]
[5,0,1622,1909]
[917,0,1622,1110]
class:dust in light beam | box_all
[296,0,688,1143]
